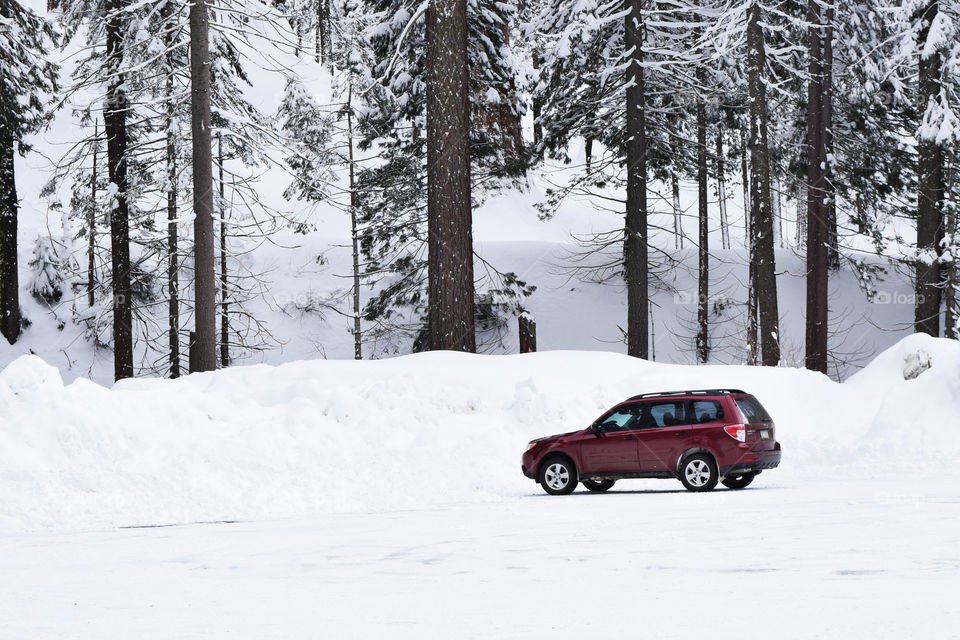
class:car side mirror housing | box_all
[589,424,602,436]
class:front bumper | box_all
[521,464,535,479]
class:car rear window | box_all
[689,400,724,423]
[734,395,772,423]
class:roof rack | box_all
[627,389,747,401]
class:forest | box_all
[0,0,958,382]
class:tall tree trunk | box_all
[746,0,780,366]
[532,52,543,147]
[322,0,332,64]
[672,170,683,249]
[805,0,828,374]
[104,0,134,380]
[772,177,782,247]
[426,0,475,352]
[796,181,807,247]
[915,0,945,337]
[624,0,649,359]
[823,5,839,270]
[190,0,217,371]
[741,128,757,365]
[740,129,750,247]
[88,120,98,309]
[747,202,758,366]
[0,126,19,345]
[165,60,180,379]
[347,85,362,359]
[717,131,730,251]
[315,0,322,64]
[585,137,593,173]
[218,136,229,367]
[696,96,709,363]
[945,172,957,339]
[945,157,958,338]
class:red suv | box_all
[521,389,781,494]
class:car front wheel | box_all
[582,478,616,492]
[721,472,756,489]
[538,458,578,495]
[679,454,719,492]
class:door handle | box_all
[674,431,690,436]
[623,435,638,440]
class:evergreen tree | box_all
[0,0,58,344]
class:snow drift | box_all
[1,333,959,533]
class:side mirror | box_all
[589,424,602,436]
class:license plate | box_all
[760,430,770,440]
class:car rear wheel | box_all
[582,478,616,492]
[538,457,578,495]
[721,472,756,489]
[679,454,719,492]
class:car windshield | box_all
[734,395,772,423]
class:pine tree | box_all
[353,0,534,352]
[746,0,780,366]
[0,0,58,344]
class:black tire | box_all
[582,478,616,492]
[721,472,756,490]
[679,454,719,492]
[538,457,578,495]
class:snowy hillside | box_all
[2,332,957,534]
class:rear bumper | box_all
[720,444,781,476]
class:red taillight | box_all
[724,424,746,442]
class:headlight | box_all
[526,442,537,451]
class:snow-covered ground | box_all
[2,474,958,639]
[2,331,959,532]
[2,326,959,636]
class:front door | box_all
[580,405,643,473]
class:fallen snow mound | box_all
[2,337,959,533]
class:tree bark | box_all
[519,313,537,353]
[347,85,362,360]
[0,126,19,345]
[104,0,134,379]
[190,0,218,370]
[823,5,839,270]
[746,0,780,366]
[805,0,828,374]
[716,131,730,250]
[672,170,682,249]
[696,96,709,363]
[945,168,957,339]
[532,52,543,147]
[915,0,945,337]
[89,120,98,309]
[426,0,475,352]
[740,129,750,248]
[624,0,649,359]
[218,136,229,368]
[165,60,180,378]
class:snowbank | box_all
[2,336,959,533]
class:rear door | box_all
[580,405,643,473]
[731,394,777,452]
[635,400,688,471]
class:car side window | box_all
[597,406,641,431]
[638,401,685,428]
[688,400,724,424]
